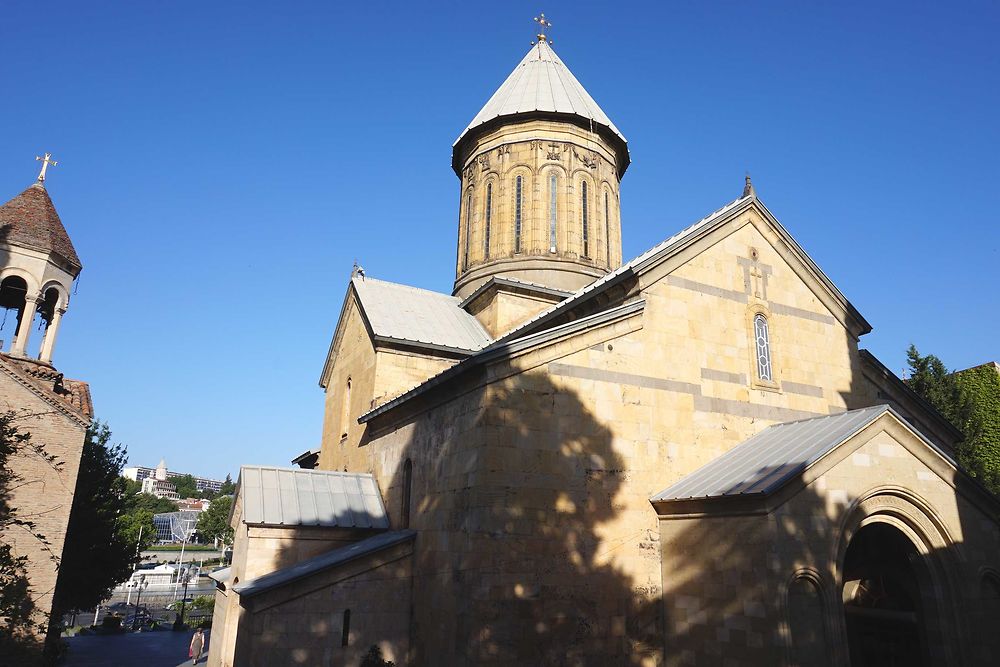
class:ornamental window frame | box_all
[747,304,780,391]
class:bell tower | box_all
[452,18,630,312]
[0,154,82,364]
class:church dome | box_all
[453,40,629,178]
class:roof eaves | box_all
[359,298,646,424]
[233,529,416,599]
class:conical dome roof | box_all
[0,183,81,275]
[453,41,629,175]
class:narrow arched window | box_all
[514,175,523,253]
[341,378,351,439]
[549,174,558,252]
[341,609,351,646]
[484,183,492,259]
[754,314,772,381]
[604,191,611,264]
[463,191,472,270]
[401,458,412,529]
[581,181,589,258]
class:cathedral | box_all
[212,26,1000,667]
[0,157,92,660]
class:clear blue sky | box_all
[1,1,997,480]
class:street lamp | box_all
[178,568,193,627]
[132,575,149,631]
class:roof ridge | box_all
[353,276,460,301]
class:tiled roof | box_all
[237,466,390,529]
[353,276,492,353]
[650,405,929,503]
[232,529,415,598]
[456,41,626,149]
[0,184,81,274]
[0,354,93,421]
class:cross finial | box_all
[35,153,57,184]
[533,13,552,45]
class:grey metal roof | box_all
[238,466,389,529]
[208,566,231,588]
[455,41,626,147]
[652,405,894,502]
[353,277,492,353]
[232,530,415,598]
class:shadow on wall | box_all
[264,365,662,666]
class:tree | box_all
[172,474,199,499]
[195,495,233,546]
[218,473,235,496]
[0,411,58,660]
[905,345,1000,495]
[121,480,178,515]
[54,422,137,615]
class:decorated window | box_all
[581,180,589,257]
[484,182,492,259]
[604,191,611,263]
[514,175,523,253]
[549,174,558,252]
[463,191,472,270]
[754,314,772,381]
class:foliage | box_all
[360,645,396,667]
[905,346,1000,495]
[0,411,57,659]
[218,473,236,497]
[55,422,138,615]
[121,481,179,515]
[172,474,200,499]
[196,495,234,546]
[191,595,214,612]
[954,363,1000,494]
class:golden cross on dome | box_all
[35,153,57,183]
[533,13,552,44]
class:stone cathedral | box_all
[212,28,1000,667]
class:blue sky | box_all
[1,1,997,480]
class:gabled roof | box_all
[353,277,492,352]
[453,41,629,175]
[652,406,899,503]
[319,275,493,388]
[232,529,415,599]
[237,466,389,529]
[0,354,92,425]
[0,183,81,274]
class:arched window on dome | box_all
[604,191,611,265]
[753,313,772,381]
[514,175,523,253]
[549,173,558,252]
[581,180,590,258]
[484,182,493,259]
[463,190,472,270]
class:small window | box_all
[341,609,351,647]
[754,314,772,381]
[514,175,523,253]
[484,183,492,259]
[341,378,352,439]
[463,191,472,270]
[549,173,558,252]
[401,458,412,529]
[581,181,589,257]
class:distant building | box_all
[177,498,211,512]
[152,510,200,543]
[124,457,224,495]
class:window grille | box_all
[514,176,522,253]
[549,174,558,252]
[754,314,772,381]
[484,183,492,259]
[604,191,611,263]
[581,181,589,257]
[463,192,472,270]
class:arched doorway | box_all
[842,522,930,666]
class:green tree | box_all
[172,474,199,499]
[120,479,179,515]
[905,346,1000,495]
[54,422,137,615]
[0,411,55,660]
[195,495,234,546]
[218,473,235,496]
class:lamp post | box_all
[178,568,193,627]
[125,577,138,606]
[132,575,148,631]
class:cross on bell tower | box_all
[35,152,57,184]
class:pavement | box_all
[62,630,210,667]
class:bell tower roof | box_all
[0,183,82,276]
[453,40,629,177]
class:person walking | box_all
[189,627,205,665]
